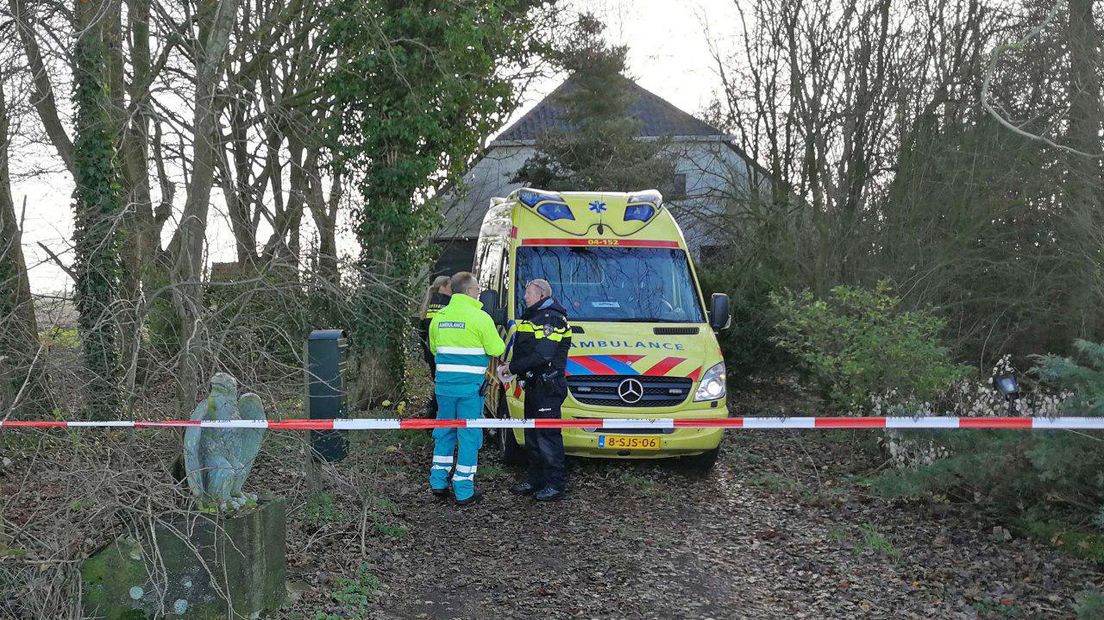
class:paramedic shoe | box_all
[431,487,449,499]
[510,482,538,496]
[455,490,483,507]
[533,487,564,502]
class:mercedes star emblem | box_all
[617,378,644,404]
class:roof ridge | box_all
[493,74,724,144]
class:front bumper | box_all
[507,401,728,459]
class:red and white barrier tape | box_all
[1,417,1103,430]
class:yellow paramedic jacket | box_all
[429,293,506,397]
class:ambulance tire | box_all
[678,445,720,475]
[496,393,527,466]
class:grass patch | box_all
[364,495,407,539]
[971,600,1020,617]
[617,470,658,497]
[749,474,802,493]
[0,545,26,558]
[1077,591,1104,620]
[1021,519,1104,563]
[303,492,347,526]
[479,463,506,481]
[313,563,381,620]
[857,523,899,561]
[38,327,79,349]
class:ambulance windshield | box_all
[515,247,705,323]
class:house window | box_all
[672,173,687,198]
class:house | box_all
[430,76,770,278]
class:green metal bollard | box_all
[306,329,348,462]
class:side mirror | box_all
[709,293,731,331]
[479,290,507,326]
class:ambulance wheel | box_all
[678,446,720,474]
[496,394,526,466]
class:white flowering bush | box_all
[870,354,1073,468]
[868,341,1104,542]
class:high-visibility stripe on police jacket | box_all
[509,297,571,383]
[429,293,506,397]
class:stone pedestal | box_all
[82,498,287,619]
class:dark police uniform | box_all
[418,292,451,417]
[509,297,571,492]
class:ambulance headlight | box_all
[694,362,726,402]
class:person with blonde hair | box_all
[417,275,452,417]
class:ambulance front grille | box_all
[567,375,693,408]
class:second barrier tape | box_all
[2,416,1104,430]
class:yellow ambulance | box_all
[473,188,731,470]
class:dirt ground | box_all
[2,378,1102,619]
[276,427,1103,620]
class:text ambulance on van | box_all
[473,188,732,471]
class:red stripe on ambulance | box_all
[643,356,685,376]
[520,238,679,249]
[571,356,619,375]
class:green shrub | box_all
[770,281,968,411]
[1034,340,1104,416]
[1077,591,1104,620]
[697,267,791,382]
[867,341,1104,557]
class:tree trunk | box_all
[72,0,124,419]
[1064,0,1104,341]
[0,82,48,416]
[9,0,75,174]
[306,150,339,285]
[170,0,240,413]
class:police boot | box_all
[534,487,564,502]
[510,481,539,496]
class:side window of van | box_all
[476,242,501,293]
[498,251,510,310]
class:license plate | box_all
[598,435,660,450]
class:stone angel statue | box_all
[183,373,267,511]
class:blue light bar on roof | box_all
[518,188,564,208]
[624,204,656,222]
[536,202,575,221]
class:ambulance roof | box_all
[503,188,686,245]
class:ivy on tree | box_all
[322,0,548,400]
[72,5,124,419]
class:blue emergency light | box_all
[536,202,575,221]
[624,204,656,222]
[518,188,564,208]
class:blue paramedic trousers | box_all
[429,392,484,500]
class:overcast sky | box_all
[16,0,739,294]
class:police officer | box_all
[418,275,452,418]
[428,272,505,506]
[505,279,571,501]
